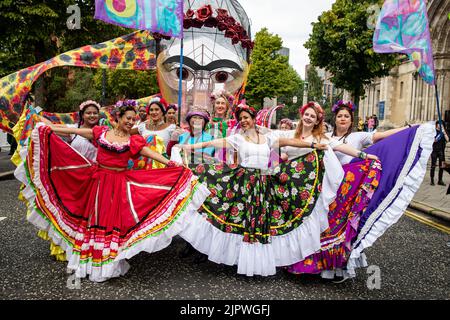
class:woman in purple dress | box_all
[287,100,435,280]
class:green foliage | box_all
[246,28,302,109]
[305,0,398,104]
[93,69,159,104]
[0,0,127,76]
[306,67,324,103]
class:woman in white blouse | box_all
[130,99,176,149]
[174,102,377,277]
[327,100,409,165]
[41,100,101,162]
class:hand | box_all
[167,160,182,167]
[367,154,379,161]
[171,128,184,141]
[314,143,328,151]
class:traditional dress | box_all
[206,118,238,164]
[177,132,344,276]
[15,124,209,282]
[137,122,176,148]
[287,123,435,278]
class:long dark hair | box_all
[332,106,354,142]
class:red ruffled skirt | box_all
[16,125,209,282]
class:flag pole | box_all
[435,83,443,132]
[177,38,184,125]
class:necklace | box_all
[148,120,165,131]
[113,129,129,138]
[301,134,312,140]
[244,133,260,144]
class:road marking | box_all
[0,217,6,222]
[405,210,450,234]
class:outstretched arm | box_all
[373,126,409,143]
[275,138,328,150]
[333,143,378,160]
[176,138,232,151]
[48,124,94,140]
[139,146,173,166]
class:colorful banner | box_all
[373,0,435,85]
[256,105,284,128]
[95,0,184,38]
[0,30,157,134]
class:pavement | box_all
[1,146,449,223]
[0,146,16,181]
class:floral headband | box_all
[210,89,234,106]
[280,118,293,128]
[115,99,137,108]
[234,103,257,118]
[299,102,324,122]
[167,104,178,112]
[79,100,101,111]
[147,97,168,114]
[332,100,355,113]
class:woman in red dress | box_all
[15,104,210,282]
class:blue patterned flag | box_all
[95,0,184,38]
[373,0,435,85]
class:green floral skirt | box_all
[190,150,325,244]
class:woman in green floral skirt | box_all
[175,102,377,276]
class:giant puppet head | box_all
[156,0,253,120]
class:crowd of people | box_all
[13,93,435,283]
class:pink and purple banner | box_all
[373,0,435,85]
[95,0,184,38]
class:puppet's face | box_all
[157,32,248,117]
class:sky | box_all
[238,0,336,79]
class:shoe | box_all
[333,276,350,284]
[438,181,446,186]
[193,254,208,264]
[430,181,435,186]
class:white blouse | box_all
[67,124,97,162]
[325,132,374,165]
[226,134,271,170]
[138,122,176,148]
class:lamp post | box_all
[302,81,309,106]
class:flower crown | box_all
[79,100,101,111]
[234,103,256,118]
[115,99,137,108]
[210,89,234,105]
[332,100,355,113]
[167,104,178,112]
[280,118,293,128]
[299,102,324,122]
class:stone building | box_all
[358,0,450,128]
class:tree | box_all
[305,0,398,107]
[93,69,160,105]
[306,67,324,103]
[277,67,304,121]
[0,0,128,108]
[245,28,300,109]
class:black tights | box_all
[430,152,445,182]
